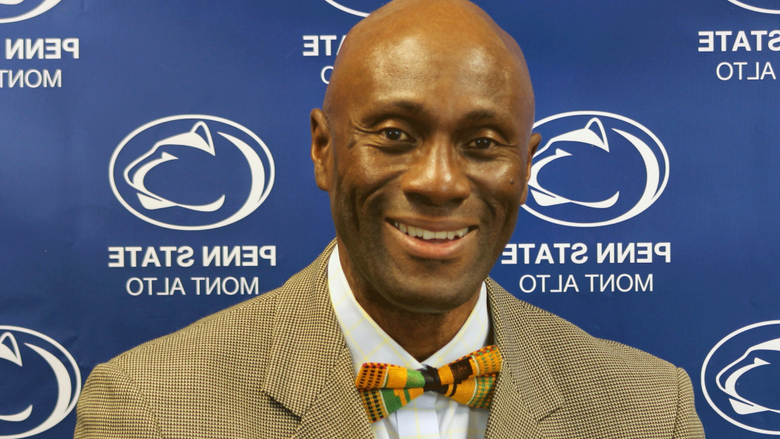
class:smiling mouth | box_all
[391,221,470,241]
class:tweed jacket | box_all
[75,242,704,438]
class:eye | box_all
[381,128,411,142]
[467,138,497,149]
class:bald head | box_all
[324,0,534,124]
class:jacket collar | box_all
[485,278,563,437]
[261,241,374,437]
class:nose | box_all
[400,138,470,206]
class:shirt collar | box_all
[327,244,490,375]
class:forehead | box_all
[371,34,511,83]
[344,33,526,122]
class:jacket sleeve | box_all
[672,367,705,439]
[74,362,163,439]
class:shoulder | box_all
[487,278,676,375]
[81,245,331,400]
[76,246,336,438]
[487,279,703,437]
[76,289,296,438]
[107,251,326,375]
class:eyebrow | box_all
[461,109,500,124]
[361,100,430,125]
[457,109,518,142]
[391,100,426,115]
[362,101,502,125]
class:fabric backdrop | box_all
[0,1,778,437]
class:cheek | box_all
[331,152,398,228]
[472,162,526,211]
[343,149,405,200]
[476,165,525,255]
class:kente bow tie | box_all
[355,345,501,422]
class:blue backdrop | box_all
[1,1,779,437]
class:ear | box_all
[519,132,541,204]
[311,108,333,191]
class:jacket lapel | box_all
[485,279,563,438]
[260,242,373,438]
[293,345,374,438]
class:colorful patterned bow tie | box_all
[355,345,502,422]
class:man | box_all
[75,0,705,437]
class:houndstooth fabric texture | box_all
[75,241,704,438]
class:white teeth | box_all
[392,222,469,241]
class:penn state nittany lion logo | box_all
[0,327,81,438]
[702,320,780,434]
[727,0,780,14]
[0,0,62,24]
[109,115,275,231]
[524,111,669,227]
[323,0,388,17]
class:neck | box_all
[355,292,480,362]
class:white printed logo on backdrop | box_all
[0,326,81,439]
[0,0,62,24]
[702,320,780,435]
[728,0,780,14]
[109,115,275,231]
[524,111,669,227]
[323,0,387,17]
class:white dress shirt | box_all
[327,246,491,439]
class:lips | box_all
[392,221,469,241]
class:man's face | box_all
[313,34,538,314]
